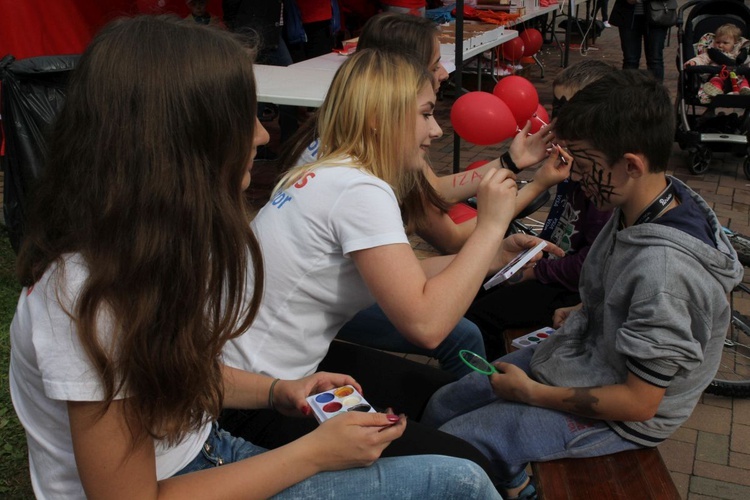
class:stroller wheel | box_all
[743,157,750,180]
[688,147,712,175]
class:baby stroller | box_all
[675,0,750,177]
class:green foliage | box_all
[0,230,32,498]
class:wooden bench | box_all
[532,448,680,500]
[502,329,681,500]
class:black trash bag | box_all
[0,54,79,253]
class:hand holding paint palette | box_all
[306,385,376,423]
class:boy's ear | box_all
[622,152,648,179]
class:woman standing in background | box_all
[610,0,668,81]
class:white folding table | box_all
[255,30,518,108]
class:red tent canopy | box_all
[0,0,223,60]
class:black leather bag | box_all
[646,0,678,28]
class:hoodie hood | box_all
[614,176,743,295]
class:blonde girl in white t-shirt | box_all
[226,48,561,400]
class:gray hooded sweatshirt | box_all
[530,177,744,446]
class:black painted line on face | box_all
[568,145,617,207]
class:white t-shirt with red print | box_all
[223,162,409,378]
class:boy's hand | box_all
[684,60,696,68]
[489,362,536,403]
[553,303,582,328]
[500,234,563,261]
[273,372,362,417]
[491,234,563,275]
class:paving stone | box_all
[684,404,732,435]
[734,191,750,206]
[717,215,732,227]
[660,438,695,474]
[690,476,750,500]
[702,193,734,206]
[688,180,722,193]
[701,394,733,410]
[670,426,699,444]
[729,451,750,470]
[715,207,740,221]
[734,399,750,425]
[730,423,750,454]
[727,222,750,234]
[719,177,750,189]
[670,471,690,500]
[696,432,730,465]
[693,461,750,487]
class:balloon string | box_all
[515,114,549,135]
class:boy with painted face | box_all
[422,69,744,500]
[466,60,615,359]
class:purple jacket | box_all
[534,183,612,291]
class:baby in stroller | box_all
[675,0,750,176]
[685,23,750,103]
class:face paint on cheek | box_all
[569,147,618,207]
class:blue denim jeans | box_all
[421,347,642,488]
[617,17,668,82]
[176,423,502,498]
[336,303,486,377]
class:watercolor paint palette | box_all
[306,385,376,423]
[511,326,556,349]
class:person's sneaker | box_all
[740,87,750,95]
[603,21,612,28]
[702,81,724,96]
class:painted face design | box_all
[567,144,619,208]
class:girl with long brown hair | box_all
[9,15,500,499]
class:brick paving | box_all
[248,4,750,496]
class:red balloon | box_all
[519,29,544,57]
[529,104,550,134]
[501,37,525,62]
[492,76,540,128]
[450,92,517,145]
[466,159,490,171]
